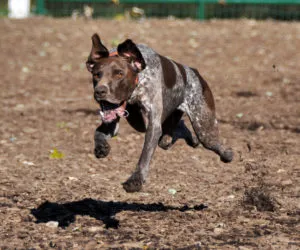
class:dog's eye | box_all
[114,70,124,79]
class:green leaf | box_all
[56,122,67,128]
[49,148,65,159]
[111,39,120,47]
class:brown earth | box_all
[0,17,299,249]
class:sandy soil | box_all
[0,17,299,249]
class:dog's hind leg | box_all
[183,68,233,163]
[186,103,233,163]
[94,120,119,158]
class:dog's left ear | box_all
[117,39,146,72]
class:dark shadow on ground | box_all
[31,198,207,229]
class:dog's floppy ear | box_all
[117,39,146,72]
[86,33,109,72]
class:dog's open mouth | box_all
[99,101,128,123]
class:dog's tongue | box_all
[99,105,128,123]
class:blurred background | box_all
[3,0,300,20]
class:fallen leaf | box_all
[56,122,67,128]
[111,39,120,47]
[49,148,65,159]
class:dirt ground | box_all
[0,17,299,249]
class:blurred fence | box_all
[36,0,300,20]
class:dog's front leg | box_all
[122,111,162,192]
[94,120,119,158]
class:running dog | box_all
[86,34,233,192]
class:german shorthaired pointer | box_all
[86,34,233,192]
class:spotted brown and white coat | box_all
[86,34,233,192]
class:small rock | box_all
[140,192,150,196]
[22,161,35,166]
[216,222,226,228]
[213,227,224,235]
[239,247,252,250]
[236,113,244,118]
[88,226,102,233]
[68,176,79,181]
[277,169,285,173]
[168,188,177,195]
[22,67,29,73]
[281,179,293,186]
[45,221,59,228]
[265,91,273,97]
[227,195,235,200]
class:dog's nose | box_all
[94,85,108,99]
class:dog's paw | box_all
[122,172,144,192]
[220,148,233,163]
[94,141,111,158]
[158,134,173,150]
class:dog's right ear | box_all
[86,33,109,72]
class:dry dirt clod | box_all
[242,186,277,212]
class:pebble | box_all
[22,161,35,166]
[22,67,29,73]
[281,179,293,186]
[213,227,224,235]
[88,226,102,233]
[68,176,79,181]
[168,188,177,195]
[45,221,59,228]
[277,169,285,173]
[236,113,244,118]
[266,91,273,97]
[226,195,235,200]
[239,247,252,250]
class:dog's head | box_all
[86,34,146,107]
